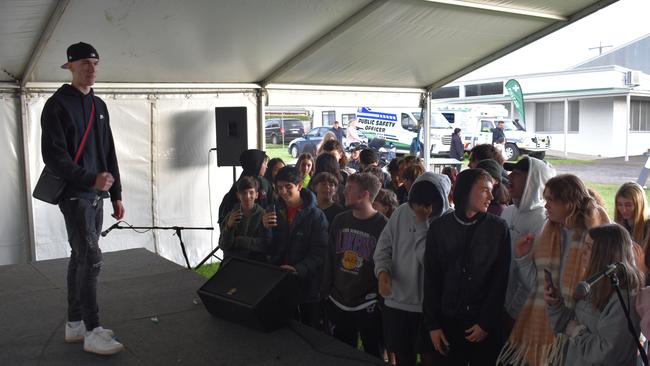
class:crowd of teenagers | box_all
[217,135,650,366]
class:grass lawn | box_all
[194,262,220,278]
[265,144,294,163]
[546,158,594,166]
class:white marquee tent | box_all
[0,0,617,266]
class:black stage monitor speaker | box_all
[198,257,299,332]
[215,107,248,166]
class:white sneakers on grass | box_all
[65,321,123,355]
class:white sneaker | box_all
[65,322,115,343]
[83,327,123,355]
[65,321,85,343]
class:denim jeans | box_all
[59,196,103,331]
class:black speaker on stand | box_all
[215,107,248,167]
[197,257,300,332]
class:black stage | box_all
[0,248,384,365]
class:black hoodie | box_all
[423,169,511,334]
[41,84,121,201]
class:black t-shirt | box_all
[322,203,346,226]
[326,211,388,310]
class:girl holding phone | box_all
[544,224,644,365]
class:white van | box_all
[354,107,454,156]
[434,104,550,160]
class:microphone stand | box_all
[608,272,648,366]
[104,224,213,269]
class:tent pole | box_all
[560,99,569,158]
[19,90,36,262]
[625,93,631,162]
[424,90,432,168]
[257,89,266,150]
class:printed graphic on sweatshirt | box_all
[335,228,377,275]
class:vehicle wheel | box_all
[530,151,546,160]
[271,134,279,145]
[504,143,520,161]
[290,145,299,158]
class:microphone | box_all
[574,262,621,300]
[101,222,120,237]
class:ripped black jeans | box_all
[59,196,103,331]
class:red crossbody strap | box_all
[73,99,96,163]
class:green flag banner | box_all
[505,79,525,123]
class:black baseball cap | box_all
[503,157,530,172]
[61,42,99,69]
[476,159,503,182]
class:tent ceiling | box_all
[1,0,617,89]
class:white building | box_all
[432,34,650,158]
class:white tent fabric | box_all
[23,91,253,265]
[0,0,619,265]
[0,95,29,265]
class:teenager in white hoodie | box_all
[374,172,451,366]
[501,157,555,331]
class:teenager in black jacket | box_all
[424,168,511,365]
[264,166,328,328]
[41,42,123,355]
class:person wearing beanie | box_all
[475,159,509,216]
[374,172,452,366]
[424,169,511,365]
[41,42,124,355]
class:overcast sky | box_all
[459,0,650,81]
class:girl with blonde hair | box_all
[498,174,610,366]
[615,182,650,246]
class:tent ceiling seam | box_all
[421,0,567,21]
[20,0,71,87]
[425,0,619,91]
[259,0,389,87]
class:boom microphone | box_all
[101,222,120,237]
[574,262,621,300]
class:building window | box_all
[631,100,650,131]
[341,113,355,126]
[431,86,460,99]
[535,101,579,133]
[465,82,504,97]
[322,111,336,126]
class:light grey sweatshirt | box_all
[502,157,555,318]
[547,291,641,366]
[373,172,451,313]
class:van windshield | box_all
[502,119,525,131]
[413,112,451,129]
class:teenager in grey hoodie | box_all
[374,172,451,366]
[501,157,556,323]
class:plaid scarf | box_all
[497,207,609,366]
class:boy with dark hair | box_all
[325,173,387,358]
[219,176,270,262]
[311,172,345,225]
[468,144,505,167]
[359,148,380,171]
[424,169,511,365]
[374,172,452,366]
[218,149,271,223]
[264,166,328,327]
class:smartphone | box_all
[543,268,555,290]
